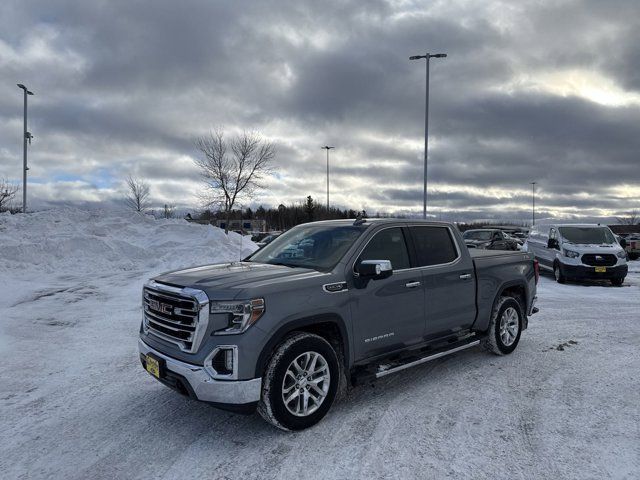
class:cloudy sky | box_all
[1,0,639,222]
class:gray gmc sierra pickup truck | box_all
[139,218,539,430]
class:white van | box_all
[524,224,628,286]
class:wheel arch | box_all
[484,280,530,332]
[255,314,350,378]
[496,282,528,313]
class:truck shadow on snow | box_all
[135,346,493,441]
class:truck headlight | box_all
[616,250,627,259]
[563,249,579,258]
[211,298,265,335]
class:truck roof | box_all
[301,218,454,227]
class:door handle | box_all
[459,273,472,280]
[405,281,421,288]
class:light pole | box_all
[409,52,446,219]
[321,146,334,210]
[17,84,34,213]
[531,182,536,226]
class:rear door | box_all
[408,226,476,340]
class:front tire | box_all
[553,262,567,284]
[257,332,340,431]
[611,277,625,286]
[483,296,523,355]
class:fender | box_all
[474,279,530,333]
[254,313,351,378]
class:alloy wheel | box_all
[281,351,330,417]
[499,306,519,347]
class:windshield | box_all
[246,224,367,271]
[558,226,616,245]
[463,230,492,241]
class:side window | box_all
[410,226,458,267]
[358,228,410,270]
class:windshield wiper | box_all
[267,261,298,268]
[268,261,323,271]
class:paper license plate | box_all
[595,266,606,273]
[146,354,161,378]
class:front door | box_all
[349,227,425,361]
[539,227,558,268]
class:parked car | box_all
[523,224,628,285]
[255,233,281,248]
[462,229,519,250]
[251,232,272,243]
[139,219,538,430]
[504,232,524,249]
[618,233,640,260]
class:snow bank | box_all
[0,208,257,277]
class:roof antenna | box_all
[353,211,367,226]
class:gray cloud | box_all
[0,0,639,221]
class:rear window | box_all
[410,226,458,266]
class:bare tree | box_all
[616,209,639,225]
[0,178,19,213]
[194,129,275,233]
[124,175,151,212]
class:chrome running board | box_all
[375,339,481,379]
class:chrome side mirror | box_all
[357,259,393,279]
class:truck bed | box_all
[468,248,525,259]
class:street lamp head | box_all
[430,53,447,58]
[409,55,426,60]
[321,146,334,150]
[17,84,34,95]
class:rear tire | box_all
[483,296,523,355]
[611,277,625,287]
[553,262,566,284]
[257,332,340,431]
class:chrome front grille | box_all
[142,281,209,353]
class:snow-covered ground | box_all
[1,210,638,479]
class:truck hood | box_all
[152,262,324,299]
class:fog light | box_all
[225,349,234,372]
[210,347,236,377]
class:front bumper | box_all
[561,263,628,280]
[138,339,261,407]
